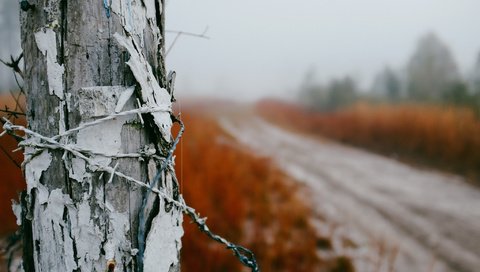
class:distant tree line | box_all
[299,32,480,112]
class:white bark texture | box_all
[19,0,182,271]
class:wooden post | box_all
[19,0,182,271]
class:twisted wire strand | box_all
[1,105,260,272]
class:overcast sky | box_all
[165,0,480,101]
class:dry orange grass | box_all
[175,105,327,271]
[0,93,25,236]
[257,99,480,183]
[0,95,353,271]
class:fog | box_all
[165,0,480,101]
[1,1,479,101]
[0,0,22,91]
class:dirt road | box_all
[220,115,480,272]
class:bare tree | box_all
[407,32,460,102]
[16,0,183,271]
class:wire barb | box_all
[1,105,260,272]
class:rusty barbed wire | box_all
[0,46,259,272]
[1,106,260,272]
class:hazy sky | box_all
[165,0,480,101]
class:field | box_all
[175,103,354,271]
[0,95,354,271]
[257,99,480,183]
[0,93,25,236]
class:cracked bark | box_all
[19,0,181,271]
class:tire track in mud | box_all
[220,114,480,272]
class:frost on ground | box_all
[220,113,480,272]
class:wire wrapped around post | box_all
[1,104,260,272]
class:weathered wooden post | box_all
[18,0,182,271]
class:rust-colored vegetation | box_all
[0,94,25,236]
[0,96,353,271]
[257,99,480,183]
[175,105,330,271]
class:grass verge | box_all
[176,103,354,271]
[257,99,480,184]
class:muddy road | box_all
[220,115,480,272]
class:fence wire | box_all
[1,104,259,272]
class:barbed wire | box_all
[0,30,258,272]
[1,104,260,271]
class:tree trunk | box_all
[19,0,182,271]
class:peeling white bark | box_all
[144,207,183,272]
[24,149,52,191]
[33,189,76,271]
[144,0,158,21]
[104,210,131,263]
[33,29,64,100]
[71,199,104,271]
[115,86,136,113]
[20,0,182,271]
[76,86,134,169]
[67,157,87,183]
[114,33,173,141]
